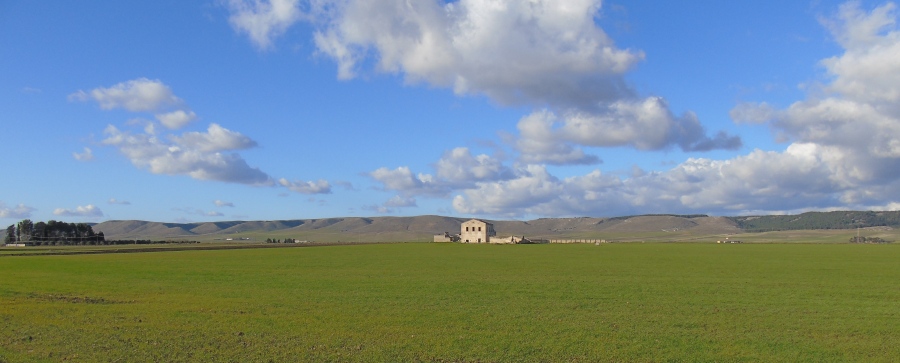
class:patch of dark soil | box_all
[26,293,130,304]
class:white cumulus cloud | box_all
[227,0,304,50]
[228,0,739,166]
[174,207,225,217]
[452,2,900,217]
[515,98,742,165]
[74,79,331,190]
[369,148,512,201]
[53,205,104,218]
[384,195,417,208]
[434,147,514,184]
[71,78,197,130]
[155,110,198,129]
[313,0,739,158]
[70,78,183,112]
[727,2,900,199]
[169,123,258,152]
[221,1,900,216]
[278,178,332,194]
[102,124,273,185]
[73,147,94,162]
[0,203,35,219]
[369,166,447,197]
[312,0,642,108]
[372,2,900,217]
[214,200,235,207]
[363,195,417,214]
[452,144,845,217]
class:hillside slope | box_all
[93,215,740,241]
[728,211,900,232]
[96,211,900,242]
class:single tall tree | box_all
[4,225,15,244]
[33,221,47,242]
[17,219,33,242]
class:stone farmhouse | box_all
[435,219,529,244]
[460,219,496,243]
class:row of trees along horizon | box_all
[5,219,105,245]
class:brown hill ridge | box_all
[94,215,740,242]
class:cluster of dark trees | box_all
[728,211,900,232]
[5,219,104,245]
[265,238,303,243]
[849,236,891,243]
[607,214,710,222]
[105,240,200,245]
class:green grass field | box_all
[1,243,898,362]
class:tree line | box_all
[5,219,105,245]
[728,211,900,232]
[265,238,304,243]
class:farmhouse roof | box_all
[465,218,492,225]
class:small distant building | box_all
[460,219,496,243]
[433,232,460,243]
[492,235,529,244]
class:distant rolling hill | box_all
[91,211,900,242]
[93,215,742,242]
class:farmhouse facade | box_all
[460,219,496,243]
[433,219,527,244]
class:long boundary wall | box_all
[548,239,608,244]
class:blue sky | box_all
[3,0,900,223]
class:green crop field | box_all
[1,243,898,362]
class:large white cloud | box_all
[369,147,512,201]
[452,165,565,216]
[53,205,104,218]
[374,2,900,217]
[312,0,739,157]
[76,79,332,194]
[514,101,742,165]
[226,1,900,216]
[313,0,642,108]
[174,207,225,218]
[169,123,258,152]
[214,200,235,207]
[108,198,131,205]
[434,147,514,184]
[156,110,198,129]
[278,178,332,194]
[103,124,273,185]
[229,0,739,166]
[454,143,847,217]
[453,2,900,217]
[369,166,446,197]
[227,0,304,50]
[70,78,197,130]
[70,78,181,112]
[363,195,419,214]
[515,110,602,165]
[72,147,94,162]
[735,2,900,190]
[0,203,35,219]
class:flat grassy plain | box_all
[1,243,898,362]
